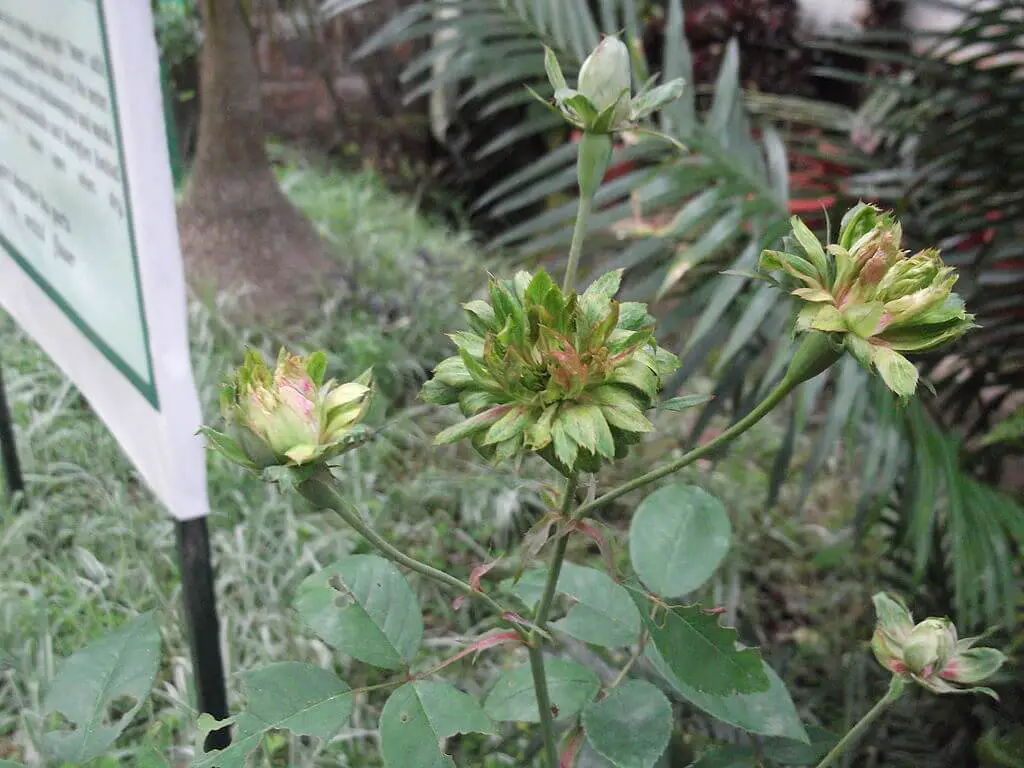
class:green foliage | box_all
[294,555,424,669]
[153,0,201,99]
[658,394,714,412]
[326,1,1024,644]
[982,406,1024,449]
[192,662,354,767]
[629,484,732,599]
[507,562,642,648]
[548,564,642,649]
[688,745,759,767]
[341,0,790,287]
[581,680,673,768]
[11,7,1019,765]
[379,681,494,768]
[648,645,808,742]
[484,658,601,723]
[41,612,161,765]
[636,596,768,697]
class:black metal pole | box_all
[175,517,231,751]
[0,358,24,501]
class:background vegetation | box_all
[2,0,1023,766]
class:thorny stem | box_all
[815,676,906,768]
[574,377,795,519]
[298,469,526,639]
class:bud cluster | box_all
[760,204,975,398]
[420,269,680,474]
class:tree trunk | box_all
[177,0,340,321]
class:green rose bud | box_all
[759,204,975,400]
[421,269,681,474]
[577,37,632,127]
[202,348,372,470]
[869,592,1006,699]
[902,618,956,675]
[536,38,685,135]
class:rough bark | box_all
[177,0,341,321]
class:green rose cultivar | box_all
[421,268,679,473]
[760,203,975,399]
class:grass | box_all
[0,162,872,767]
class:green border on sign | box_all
[0,1,160,408]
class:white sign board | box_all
[0,0,209,520]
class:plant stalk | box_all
[527,644,560,768]
[523,471,579,768]
[533,472,580,628]
[564,131,612,294]
[815,677,905,768]
[299,469,520,633]
[574,378,793,518]
[574,331,841,518]
[563,194,593,294]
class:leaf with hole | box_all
[634,594,767,696]
[42,612,161,765]
[648,644,808,742]
[582,680,673,768]
[295,555,423,669]
[193,662,353,768]
[484,658,600,723]
[379,681,494,768]
[629,484,732,598]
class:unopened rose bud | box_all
[577,37,632,127]
[902,618,956,676]
[869,592,1006,699]
[202,349,373,469]
[537,39,684,135]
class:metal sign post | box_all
[0,356,24,501]
[177,518,231,750]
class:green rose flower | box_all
[421,269,680,474]
[760,203,975,399]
